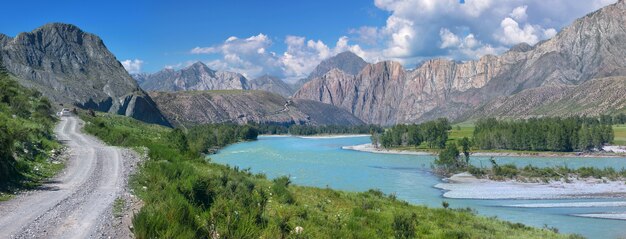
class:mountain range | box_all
[293,0,626,125]
[1,0,624,127]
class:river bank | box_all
[343,143,626,158]
[435,172,626,220]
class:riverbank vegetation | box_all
[473,117,614,152]
[81,113,571,238]
[375,118,452,149]
[0,68,61,198]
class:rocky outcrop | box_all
[466,76,626,119]
[294,1,626,125]
[0,23,170,126]
[135,62,250,92]
[293,51,369,91]
[149,90,363,127]
[249,75,294,97]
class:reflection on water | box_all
[211,136,626,239]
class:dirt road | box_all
[0,116,129,238]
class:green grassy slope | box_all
[0,69,61,199]
[80,113,574,239]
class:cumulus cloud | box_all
[191,34,368,81]
[178,0,616,79]
[121,59,144,74]
[359,0,616,64]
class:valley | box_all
[0,0,625,238]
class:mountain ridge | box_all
[294,0,626,125]
[0,23,170,126]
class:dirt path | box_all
[0,116,132,238]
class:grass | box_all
[613,124,626,145]
[80,112,576,239]
[113,197,125,218]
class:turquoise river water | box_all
[211,136,626,238]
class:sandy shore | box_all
[342,143,432,155]
[343,143,625,158]
[435,172,626,200]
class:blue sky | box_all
[0,0,616,81]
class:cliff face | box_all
[467,76,626,119]
[0,23,170,126]
[137,61,250,92]
[293,51,369,91]
[149,90,363,127]
[294,1,626,125]
[249,75,294,97]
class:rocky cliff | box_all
[249,75,294,97]
[466,76,626,119]
[293,51,369,91]
[0,23,170,126]
[294,1,626,125]
[136,61,250,92]
[149,90,363,127]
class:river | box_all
[211,136,626,238]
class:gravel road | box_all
[0,116,135,238]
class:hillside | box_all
[0,23,169,126]
[149,90,363,126]
[294,1,626,125]
[467,76,626,119]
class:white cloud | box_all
[509,5,528,21]
[191,34,369,81]
[121,59,144,74]
[177,0,617,79]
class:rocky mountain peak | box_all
[0,23,170,126]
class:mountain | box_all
[294,1,626,125]
[293,51,368,91]
[466,76,626,119]
[136,62,250,91]
[249,75,294,97]
[0,23,170,126]
[149,90,364,127]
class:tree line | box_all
[375,118,452,149]
[254,123,383,136]
[473,117,614,152]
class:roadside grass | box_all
[112,197,125,218]
[0,71,63,198]
[80,112,574,239]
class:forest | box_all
[473,117,614,152]
[375,118,452,149]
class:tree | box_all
[459,137,471,164]
[435,142,462,172]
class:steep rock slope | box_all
[136,61,250,91]
[149,90,363,127]
[249,75,294,97]
[0,23,169,126]
[294,1,626,125]
[293,51,369,91]
[468,76,626,119]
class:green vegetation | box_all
[0,67,61,196]
[473,159,626,182]
[614,124,626,145]
[376,118,451,149]
[81,113,570,239]
[474,117,613,152]
[112,197,125,218]
[255,124,383,136]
